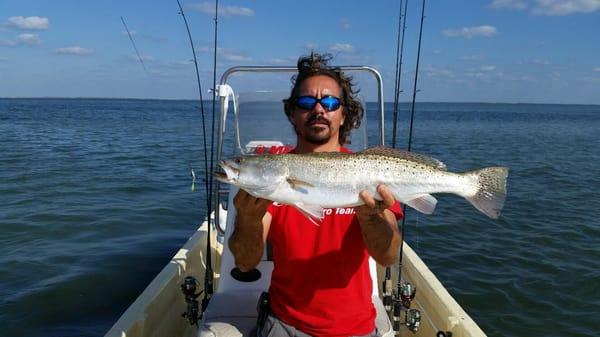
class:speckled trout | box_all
[215,147,508,220]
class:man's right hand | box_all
[229,190,272,272]
[233,189,271,227]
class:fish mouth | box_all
[214,159,240,183]
[213,171,229,182]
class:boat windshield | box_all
[219,70,374,158]
[214,66,384,233]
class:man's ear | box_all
[284,100,295,125]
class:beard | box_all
[297,115,333,145]
[304,125,331,145]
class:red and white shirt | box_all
[266,147,403,337]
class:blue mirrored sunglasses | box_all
[295,95,342,112]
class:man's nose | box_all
[312,101,326,114]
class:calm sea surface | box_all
[1,98,599,337]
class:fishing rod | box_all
[407,0,425,153]
[391,0,408,149]
[387,0,427,334]
[120,16,147,73]
[175,0,214,321]
[206,0,220,298]
[384,0,407,316]
[200,0,220,307]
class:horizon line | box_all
[1,96,598,106]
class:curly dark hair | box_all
[283,52,364,145]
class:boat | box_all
[105,65,488,337]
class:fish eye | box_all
[234,158,241,164]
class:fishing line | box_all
[176,0,210,196]
[415,213,420,251]
[120,16,148,73]
[175,0,214,311]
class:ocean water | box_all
[1,98,599,337]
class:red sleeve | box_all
[389,201,404,220]
[266,202,277,216]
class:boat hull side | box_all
[104,222,223,337]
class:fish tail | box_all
[464,167,508,219]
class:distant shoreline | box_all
[0,97,598,106]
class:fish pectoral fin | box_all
[293,202,324,225]
[403,194,438,214]
[241,183,278,197]
[287,178,314,190]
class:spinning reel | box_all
[180,276,203,326]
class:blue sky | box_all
[1,0,599,104]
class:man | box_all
[229,53,403,337]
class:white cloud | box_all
[55,46,94,55]
[128,54,154,62]
[423,65,455,78]
[197,46,251,62]
[0,39,17,46]
[305,42,319,51]
[578,75,600,83]
[121,31,168,44]
[467,71,487,79]
[269,58,288,64]
[340,19,351,30]
[489,0,529,10]
[16,33,41,45]
[532,0,600,15]
[7,16,49,30]
[442,25,498,38]
[223,53,252,62]
[175,60,193,66]
[189,2,254,17]
[329,43,355,53]
[481,65,496,71]
[461,54,482,61]
[594,67,600,72]
[496,71,536,81]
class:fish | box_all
[214,147,508,221]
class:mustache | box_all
[306,115,330,127]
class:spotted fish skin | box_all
[215,147,508,220]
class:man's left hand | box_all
[356,184,396,219]
[355,184,401,266]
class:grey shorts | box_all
[256,313,379,337]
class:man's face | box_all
[290,75,346,145]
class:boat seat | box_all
[198,290,261,337]
[199,292,392,337]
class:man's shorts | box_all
[256,313,379,337]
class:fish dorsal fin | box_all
[361,146,447,170]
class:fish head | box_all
[214,157,243,184]
[214,155,284,191]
